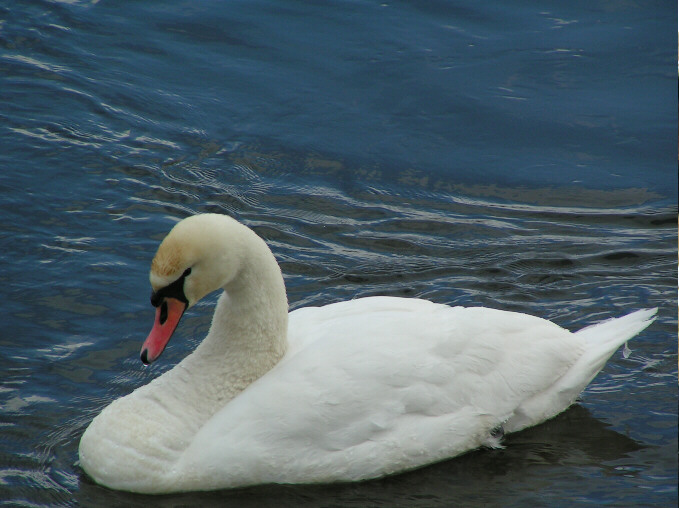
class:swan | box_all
[78,213,657,494]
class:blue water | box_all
[0,0,676,505]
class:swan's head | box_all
[140,214,246,365]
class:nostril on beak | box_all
[159,301,168,325]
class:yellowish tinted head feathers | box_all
[151,235,185,279]
[147,214,252,306]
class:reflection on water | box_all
[69,405,645,508]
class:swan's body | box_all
[79,214,656,494]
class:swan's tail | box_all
[575,308,657,367]
[560,308,658,398]
[505,308,657,434]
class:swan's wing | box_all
[176,297,583,489]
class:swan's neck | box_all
[83,232,290,478]
[186,241,289,408]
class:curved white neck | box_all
[180,237,289,410]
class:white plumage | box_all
[78,214,656,493]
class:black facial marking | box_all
[150,268,191,307]
[150,290,162,307]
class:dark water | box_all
[1,0,676,506]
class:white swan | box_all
[78,213,657,494]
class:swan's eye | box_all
[183,267,192,278]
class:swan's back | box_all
[175,297,587,491]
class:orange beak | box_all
[140,297,187,365]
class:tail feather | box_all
[575,308,657,361]
[505,308,657,434]
[561,307,657,396]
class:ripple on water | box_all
[0,0,675,505]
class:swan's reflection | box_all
[76,404,645,507]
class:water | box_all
[0,0,676,506]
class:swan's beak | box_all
[140,297,187,365]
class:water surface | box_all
[0,0,676,506]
